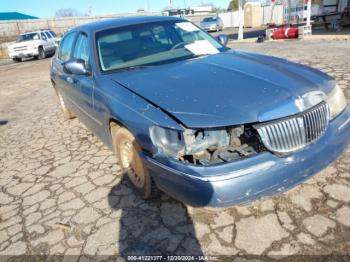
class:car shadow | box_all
[108,176,204,257]
[0,120,8,126]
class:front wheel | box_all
[111,126,154,198]
[37,47,46,60]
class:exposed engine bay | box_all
[150,125,265,166]
[179,126,264,165]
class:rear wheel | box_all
[111,125,154,198]
[55,89,75,119]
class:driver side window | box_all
[58,32,77,62]
[73,33,90,69]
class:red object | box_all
[286,27,299,38]
[271,28,285,39]
[271,27,299,40]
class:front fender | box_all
[93,78,183,152]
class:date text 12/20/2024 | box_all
[127,255,219,261]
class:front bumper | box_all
[8,49,38,59]
[200,25,218,31]
[142,106,350,207]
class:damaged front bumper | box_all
[141,106,350,207]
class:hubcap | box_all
[120,139,145,188]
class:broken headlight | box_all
[150,125,261,165]
[326,84,347,119]
[149,126,231,159]
[149,126,185,158]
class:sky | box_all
[1,0,232,18]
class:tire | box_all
[37,47,46,60]
[111,126,154,198]
[12,58,22,63]
[55,89,75,119]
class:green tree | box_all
[227,0,239,11]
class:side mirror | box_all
[63,59,90,75]
[217,34,229,47]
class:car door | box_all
[44,31,56,51]
[40,32,52,53]
[70,32,101,133]
[51,31,79,112]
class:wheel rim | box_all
[119,139,145,188]
[39,49,44,59]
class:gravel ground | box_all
[0,39,350,258]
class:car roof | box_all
[21,29,50,35]
[71,16,185,33]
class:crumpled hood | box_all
[108,51,335,128]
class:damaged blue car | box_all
[50,16,350,207]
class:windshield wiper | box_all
[112,65,154,72]
[188,54,209,59]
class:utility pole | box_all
[238,0,244,40]
[306,0,311,27]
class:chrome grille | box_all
[13,46,27,51]
[255,102,330,154]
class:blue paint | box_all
[51,16,350,207]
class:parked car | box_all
[8,29,58,62]
[50,16,350,207]
[200,16,224,32]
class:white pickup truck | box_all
[8,29,60,62]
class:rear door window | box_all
[50,31,57,37]
[41,32,47,40]
[45,31,53,39]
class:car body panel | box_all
[8,30,56,59]
[200,17,224,31]
[107,50,335,128]
[142,106,350,207]
[50,16,350,207]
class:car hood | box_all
[200,21,217,26]
[9,40,38,49]
[108,51,335,128]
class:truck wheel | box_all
[38,47,46,60]
[111,126,154,198]
[55,89,75,119]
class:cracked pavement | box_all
[0,39,350,258]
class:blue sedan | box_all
[50,16,350,207]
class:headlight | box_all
[326,84,347,119]
[149,126,184,158]
[150,126,232,160]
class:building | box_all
[190,5,214,15]
[0,12,38,21]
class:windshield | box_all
[96,21,224,72]
[202,17,217,22]
[16,33,39,43]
